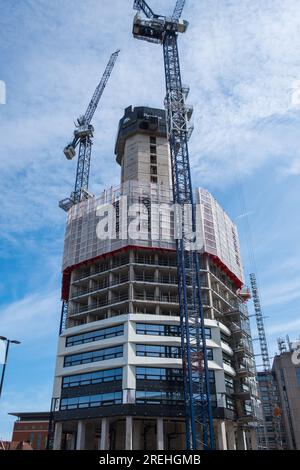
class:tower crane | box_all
[59,49,120,212]
[250,273,283,449]
[47,51,120,450]
[132,0,215,450]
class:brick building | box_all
[9,412,50,450]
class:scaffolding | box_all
[250,273,283,449]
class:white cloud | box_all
[267,317,300,335]
[0,290,61,439]
[0,384,53,441]
[0,290,60,341]
[1,0,300,235]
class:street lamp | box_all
[0,336,21,399]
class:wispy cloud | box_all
[236,211,254,220]
[0,0,300,439]
[0,290,60,341]
[0,384,53,441]
[267,317,300,335]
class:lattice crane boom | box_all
[83,49,120,126]
[133,0,156,18]
[59,50,120,211]
[250,273,283,449]
[172,0,186,21]
[132,0,215,450]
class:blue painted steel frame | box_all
[163,31,215,450]
[132,0,215,449]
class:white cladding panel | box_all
[62,185,244,284]
[196,188,244,284]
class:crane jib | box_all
[59,50,120,212]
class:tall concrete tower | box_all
[50,106,261,450]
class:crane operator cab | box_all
[133,13,189,44]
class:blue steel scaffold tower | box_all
[132,0,215,450]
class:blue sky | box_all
[0,0,300,439]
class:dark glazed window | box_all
[62,367,123,388]
[66,324,124,347]
[64,346,123,367]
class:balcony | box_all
[133,292,179,304]
[73,258,129,282]
[232,387,251,401]
[235,364,256,377]
[71,275,130,299]
[134,256,156,266]
[232,339,253,357]
[70,293,129,316]
[133,273,180,286]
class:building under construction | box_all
[257,338,300,450]
[50,105,261,450]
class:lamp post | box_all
[0,336,21,399]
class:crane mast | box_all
[59,50,120,211]
[249,273,283,449]
[132,0,215,450]
[47,51,120,449]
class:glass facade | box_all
[64,346,123,367]
[296,368,300,387]
[136,344,181,358]
[135,323,211,339]
[136,390,184,405]
[135,323,180,337]
[62,367,123,388]
[136,367,183,382]
[66,325,124,347]
[135,344,213,360]
[60,391,122,410]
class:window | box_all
[62,367,123,388]
[244,401,253,415]
[223,353,232,366]
[29,432,34,447]
[206,370,216,402]
[66,324,124,347]
[220,332,230,345]
[136,323,180,337]
[136,344,181,358]
[226,396,235,411]
[136,367,183,382]
[296,368,300,387]
[205,327,212,339]
[150,155,157,164]
[36,433,42,450]
[151,176,157,183]
[136,390,184,405]
[225,374,234,393]
[150,136,156,145]
[206,348,213,360]
[64,346,123,367]
[150,145,157,154]
[60,391,122,410]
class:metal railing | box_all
[70,293,129,315]
[71,275,130,298]
[134,292,179,303]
